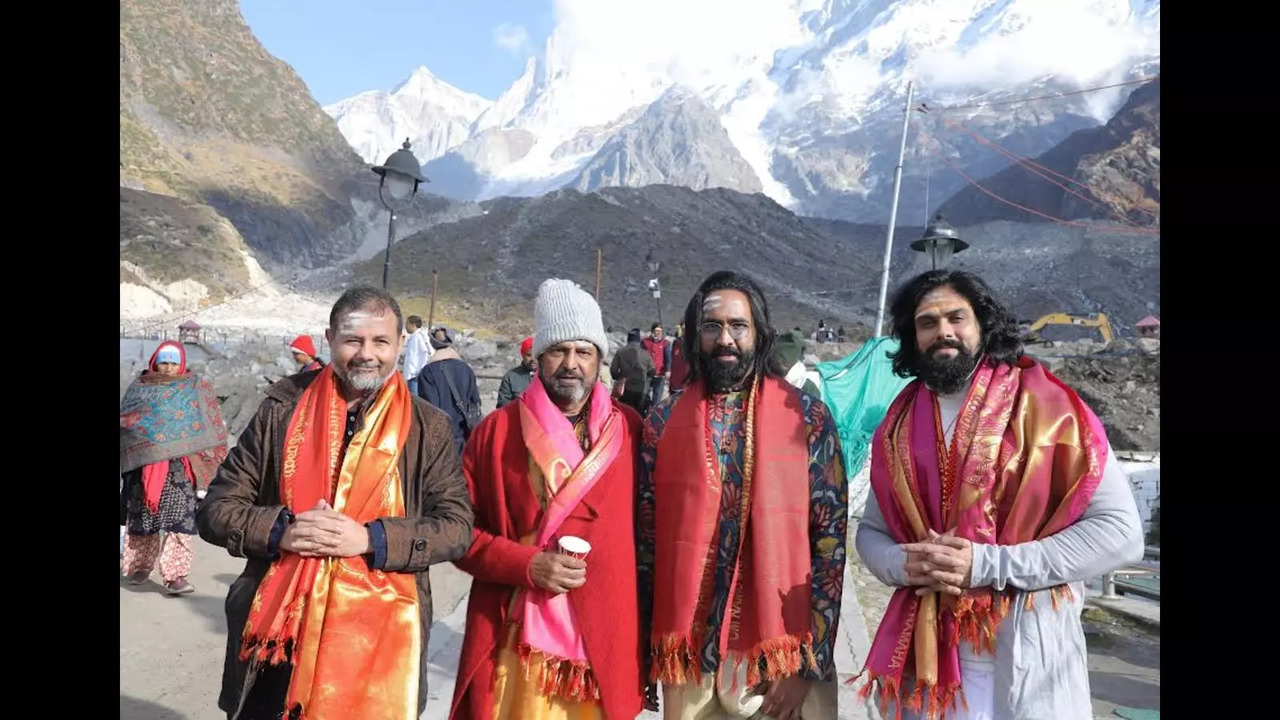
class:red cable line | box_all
[929,147,1160,235]
[935,117,1155,227]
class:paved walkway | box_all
[120,538,876,719]
[121,537,1157,720]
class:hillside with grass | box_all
[119,0,375,307]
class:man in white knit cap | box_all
[450,278,648,720]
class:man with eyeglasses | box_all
[637,270,850,720]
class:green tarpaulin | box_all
[816,337,912,483]
[1113,707,1160,720]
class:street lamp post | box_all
[910,213,969,270]
[646,251,663,327]
[371,139,428,290]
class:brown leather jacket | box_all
[195,371,474,718]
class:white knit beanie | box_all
[533,278,609,358]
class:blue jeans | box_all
[648,376,666,408]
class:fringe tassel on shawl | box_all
[239,589,308,665]
[650,633,703,685]
[949,588,1012,655]
[515,642,602,703]
[651,632,817,688]
[853,671,966,720]
[847,584,1076,719]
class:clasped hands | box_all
[279,498,373,558]
[901,529,974,597]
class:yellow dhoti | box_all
[491,624,604,720]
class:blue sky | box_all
[239,0,554,105]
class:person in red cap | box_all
[495,335,536,408]
[288,335,324,373]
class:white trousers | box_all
[661,673,838,720]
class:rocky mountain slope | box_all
[938,77,1160,226]
[120,0,373,270]
[352,185,879,335]
[120,187,257,308]
[806,214,1159,334]
[330,0,1159,223]
[344,184,1157,337]
[570,86,764,195]
[119,0,489,318]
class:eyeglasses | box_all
[699,321,752,341]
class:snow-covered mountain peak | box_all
[324,66,492,165]
[387,66,492,117]
[329,0,1159,222]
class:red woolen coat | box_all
[449,398,646,720]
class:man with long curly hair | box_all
[853,269,1144,720]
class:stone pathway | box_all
[121,535,1156,720]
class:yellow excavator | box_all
[1020,313,1114,345]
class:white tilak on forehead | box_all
[339,311,379,333]
[702,293,725,312]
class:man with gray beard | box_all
[197,285,475,720]
[449,278,647,720]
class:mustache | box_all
[714,346,741,358]
[926,339,965,355]
[553,369,585,381]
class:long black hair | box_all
[887,269,1024,379]
[680,270,785,385]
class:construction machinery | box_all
[1019,313,1115,345]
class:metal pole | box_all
[595,248,602,299]
[381,211,397,290]
[655,293,663,328]
[428,270,438,328]
[872,81,915,339]
[1101,572,1118,599]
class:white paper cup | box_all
[557,535,591,560]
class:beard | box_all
[916,339,980,395]
[335,358,394,394]
[541,366,598,407]
[699,345,755,393]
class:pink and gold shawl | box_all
[513,376,622,702]
[855,356,1108,720]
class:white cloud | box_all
[912,3,1159,92]
[492,23,532,56]
[547,0,809,88]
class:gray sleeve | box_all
[969,442,1145,592]
[854,485,910,587]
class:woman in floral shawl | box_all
[119,341,228,595]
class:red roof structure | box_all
[1135,315,1160,328]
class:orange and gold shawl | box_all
[854,356,1107,720]
[240,365,421,720]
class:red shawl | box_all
[650,375,816,687]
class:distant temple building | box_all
[1135,315,1160,339]
[178,320,203,345]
